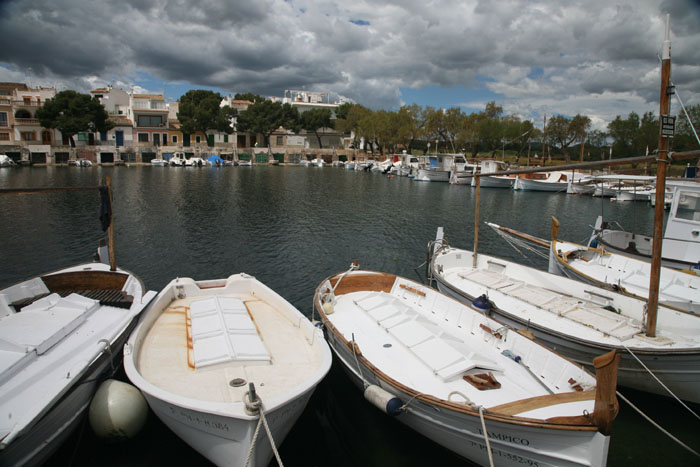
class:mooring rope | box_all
[243,391,284,467]
[616,390,700,459]
[622,344,700,421]
[479,406,495,467]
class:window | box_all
[224,135,228,143]
[676,192,700,222]
[171,135,178,144]
[163,133,168,144]
[0,132,9,141]
[137,115,163,127]
[23,97,31,105]
[276,135,283,145]
[195,135,201,144]
[21,131,35,141]
[0,112,7,127]
[138,133,149,142]
[77,133,87,141]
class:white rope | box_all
[622,344,700,421]
[479,406,495,467]
[617,390,700,459]
[242,391,285,467]
[351,333,366,387]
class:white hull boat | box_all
[151,159,168,166]
[238,160,252,167]
[311,158,326,167]
[315,267,619,467]
[0,155,16,167]
[567,181,596,195]
[414,168,450,182]
[431,228,700,403]
[124,274,332,467]
[549,236,699,314]
[516,171,573,192]
[0,179,156,466]
[472,175,514,188]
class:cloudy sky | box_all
[1,0,698,130]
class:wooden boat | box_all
[430,227,700,403]
[0,178,156,466]
[516,171,578,192]
[471,160,515,188]
[124,273,332,467]
[549,218,699,314]
[315,267,619,467]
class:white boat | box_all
[0,155,16,167]
[332,160,345,167]
[238,159,252,167]
[151,158,168,166]
[589,180,700,271]
[124,273,332,467]
[299,158,311,167]
[315,267,619,467]
[567,178,597,195]
[169,153,186,167]
[471,160,514,188]
[415,154,466,182]
[344,161,356,170]
[517,171,581,192]
[430,228,700,403]
[185,157,206,167]
[310,158,326,167]
[71,158,93,167]
[550,231,700,314]
[0,180,156,466]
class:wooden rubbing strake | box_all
[399,284,426,297]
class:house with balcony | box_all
[0,82,56,163]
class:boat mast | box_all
[646,14,672,337]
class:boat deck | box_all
[327,278,597,420]
[137,292,324,405]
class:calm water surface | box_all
[0,165,696,466]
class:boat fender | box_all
[89,379,148,441]
[363,385,403,416]
[501,349,522,363]
[322,301,334,315]
[472,294,491,314]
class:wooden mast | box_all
[646,14,672,337]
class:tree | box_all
[234,92,266,104]
[674,104,700,151]
[236,100,299,146]
[546,114,591,163]
[334,104,371,148]
[177,90,235,146]
[35,90,114,147]
[300,108,332,148]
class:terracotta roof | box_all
[91,88,110,93]
[109,116,133,126]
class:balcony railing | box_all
[13,100,40,107]
[14,118,40,126]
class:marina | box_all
[1,164,698,466]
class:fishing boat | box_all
[430,227,700,403]
[123,273,332,467]
[0,155,16,167]
[315,266,619,467]
[471,160,514,188]
[516,171,580,192]
[238,159,252,167]
[415,154,466,182]
[588,179,700,271]
[0,178,156,466]
[151,157,168,166]
[311,158,326,167]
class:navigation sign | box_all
[661,115,676,138]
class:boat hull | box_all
[432,250,700,403]
[324,316,609,467]
[141,387,315,467]
[517,178,568,192]
[472,176,514,188]
[414,169,450,182]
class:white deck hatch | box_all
[189,297,270,369]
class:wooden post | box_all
[551,216,560,240]
[646,14,672,338]
[473,173,481,267]
[105,175,117,271]
[592,350,620,436]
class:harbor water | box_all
[0,165,697,466]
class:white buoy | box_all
[323,301,335,315]
[89,379,148,441]
[363,385,403,416]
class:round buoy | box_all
[323,301,335,315]
[472,294,492,314]
[89,379,148,441]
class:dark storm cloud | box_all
[0,0,698,125]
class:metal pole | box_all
[646,14,672,337]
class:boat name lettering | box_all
[167,405,230,432]
[467,439,539,466]
[478,428,530,445]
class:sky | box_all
[0,0,699,131]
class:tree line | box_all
[35,89,699,160]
